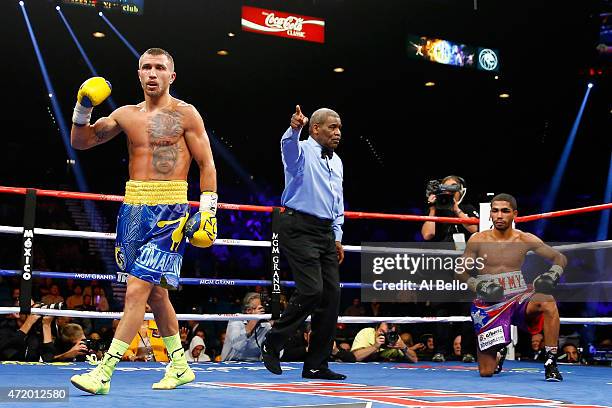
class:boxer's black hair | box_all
[491,193,517,210]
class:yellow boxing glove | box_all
[184,192,218,248]
[72,77,112,125]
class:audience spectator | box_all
[520,333,546,362]
[8,287,20,306]
[41,284,64,305]
[186,335,211,362]
[368,301,382,317]
[416,334,436,361]
[66,286,84,309]
[344,298,366,316]
[221,292,272,362]
[560,343,580,364]
[38,278,53,299]
[180,326,190,350]
[46,322,89,362]
[91,286,109,312]
[351,322,421,363]
[124,320,168,362]
[447,335,464,361]
[83,280,106,299]
[0,301,43,361]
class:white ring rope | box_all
[1,225,610,253]
[0,307,609,325]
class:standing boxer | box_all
[69,48,217,394]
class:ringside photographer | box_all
[421,175,478,243]
[420,175,478,363]
[221,292,272,361]
[351,322,422,362]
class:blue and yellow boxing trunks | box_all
[115,180,190,290]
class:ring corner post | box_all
[19,188,37,315]
[270,207,281,320]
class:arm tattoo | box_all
[94,125,113,143]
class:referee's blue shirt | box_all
[280,126,344,242]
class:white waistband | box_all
[476,270,527,295]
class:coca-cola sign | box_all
[241,6,325,43]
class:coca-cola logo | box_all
[264,12,303,33]
[241,6,325,43]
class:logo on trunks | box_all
[116,272,129,284]
[478,326,507,351]
[136,243,182,275]
[115,247,126,271]
[491,271,526,293]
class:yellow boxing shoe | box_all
[152,361,195,390]
[70,365,112,395]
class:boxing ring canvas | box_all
[1,361,610,407]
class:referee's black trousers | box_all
[265,209,340,370]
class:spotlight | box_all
[494,75,499,80]
[92,32,106,38]
[19,1,24,6]
[587,83,594,89]
[424,81,435,87]
[55,5,60,10]
[48,93,53,98]
[228,32,235,37]
[98,12,103,16]
[217,50,229,56]
[333,67,344,73]
[499,93,510,98]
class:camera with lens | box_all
[426,180,461,211]
[80,339,100,352]
[384,331,399,347]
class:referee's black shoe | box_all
[302,368,347,380]
[261,342,282,375]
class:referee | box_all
[262,105,346,380]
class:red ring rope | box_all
[1,185,610,224]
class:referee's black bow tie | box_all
[321,148,333,159]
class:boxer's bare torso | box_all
[100,99,197,181]
[467,229,538,275]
